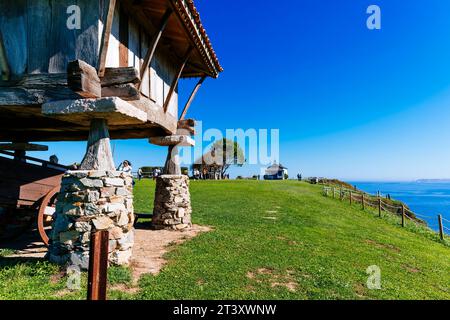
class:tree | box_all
[209,138,245,178]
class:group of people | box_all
[192,168,229,180]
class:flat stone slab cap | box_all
[42,97,147,126]
[149,135,195,147]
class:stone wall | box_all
[152,175,192,230]
[47,170,134,269]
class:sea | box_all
[346,181,450,232]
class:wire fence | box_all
[323,185,448,241]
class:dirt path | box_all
[131,224,211,282]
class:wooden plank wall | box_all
[103,2,178,116]
[0,0,178,116]
[0,1,27,75]
[0,0,99,75]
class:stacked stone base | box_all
[47,170,134,269]
[152,175,192,230]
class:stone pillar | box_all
[47,170,134,269]
[152,175,192,230]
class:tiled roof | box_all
[171,0,223,77]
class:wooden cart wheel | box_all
[37,186,60,246]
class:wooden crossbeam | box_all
[98,0,117,77]
[177,119,195,135]
[179,75,206,120]
[138,8,173,91]
[101,67,140,87]
[67,60,101,98]
[0,143,48,151]
[149,135,194,147]
[163,47,193,113]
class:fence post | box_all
[401,205,405,227]
[87,230,109,301]
[332,187,335,199]
[378,197,382,217]
[438,214,444,241]
[349,191,352,205]
[340,188,343,201]
[362,193,365,210]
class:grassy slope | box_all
[1,180,449,299]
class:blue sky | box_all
[38,0,450,181]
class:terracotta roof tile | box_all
[171,0,223,77]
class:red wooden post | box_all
[87,230,109,300]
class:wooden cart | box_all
[0,151,67,245]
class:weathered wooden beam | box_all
[0,30,10,81]
[0,74,80,105]
[0,143,48,151]
[149,135,194,147]
[101,67,140,87]
[0,127,168,142]
[42,97,147,126]
[101,83,140,101]
[179,76,206,120]
[163,47,193,113]
[67,60,101,98]
[138,8,173,91]
[98,0,117,77]
[177,119,195,135]
[80,119,115,171]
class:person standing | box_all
[138,168,143,181]
[118,160,133,174]
[118,160,134,187]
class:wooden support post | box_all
[401,205,405,227]
[340,188,343,201]
[350,191,352,205]
[362,193,365,210]
[163,145,181,175]
[80,119,115,171]
[13,150,26,162]
[378,197,382,217]
[332,187,335,199]
[87,230,109,301]
[179,76,207,120]
[438,214,444,240]
[98,0,117,77]
[163,47,193,113]
[138,8,173,90]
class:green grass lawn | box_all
[1,180,449,300]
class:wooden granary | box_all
[0,0,222,144]
[0,0,222,247]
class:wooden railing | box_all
[0,150,69,171]
[323,186,449,241]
